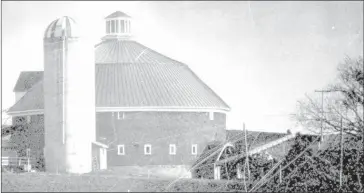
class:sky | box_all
[1,1,363,133]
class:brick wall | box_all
[11,111,227,168]
[96,111,227,167]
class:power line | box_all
[315,89,342,148]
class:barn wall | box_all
[96,111,227,167]
[10,111,227,168]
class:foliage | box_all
[248,153,278,183]
[317,135,364,192]
[7,116,45,171]
[295,56,363,136]
[259,133,364,192]
[260,134,320,192]
[253,56,364,192]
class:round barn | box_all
[6,11,230,175]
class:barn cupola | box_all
[103,11,132,40]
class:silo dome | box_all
[44,16,80,39]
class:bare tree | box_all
[294,56,363,137]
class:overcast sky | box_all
[2,1,363,132]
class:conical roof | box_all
[8,39,230,114]
[105,11,131,19]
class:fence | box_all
[2,157,36,172]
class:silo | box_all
[43,16,95,174]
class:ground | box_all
[1,168,247,192]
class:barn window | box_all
[192,144,198,155]
[169,144,176,155]
[117,145,125,155]
[144,144,152,155]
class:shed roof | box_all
[226,130,288,150]
[192,130,290,168]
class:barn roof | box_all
[7,39,230,114]
[227,130,288,150]
[13,71,43,92]
[9,81,44,113]
[191,130,290,168]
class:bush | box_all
[259,134,364,192]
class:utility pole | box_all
[244,123,251,183]
[314,90,327,149]
[314,89,341,148]
[340,117,344,188]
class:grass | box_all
[1,172,247,192]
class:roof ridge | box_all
[132,41,187,66]
[185,66,231,111]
